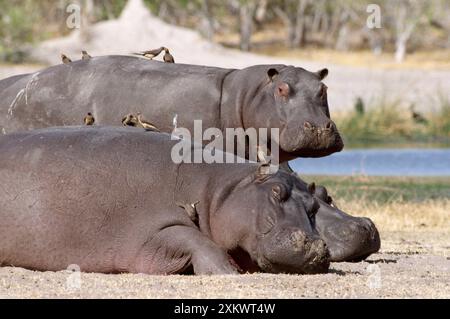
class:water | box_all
[291,148,450,176]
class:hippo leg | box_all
[154,225,239,275]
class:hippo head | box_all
[211,167,330,274]
[300,182,381,262]
[314,201,381,262]
[245,66,344,161]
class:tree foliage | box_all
[1,0,449,62]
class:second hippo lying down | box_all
[0,127,330,274]
[299,183,380,262]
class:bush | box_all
[335,94,450,147]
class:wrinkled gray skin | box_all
[0,55,343,161]
[0,126,330,275]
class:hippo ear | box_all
[271,185,282,201]
[307,182,316,195]
[316,68,329,80]
[276,83,290,98]
[267,68,279,82]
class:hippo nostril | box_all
[290,230,306,251]
[325,121,333,130]
[304,121,314,130]
[308,239,329,266]
[313,239,327,254]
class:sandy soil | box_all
[0,231,448,299]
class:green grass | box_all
[334,94,450,148]
[301,175,450,204]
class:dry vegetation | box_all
[304,175,450,232]
[339,199,450,232]
[331,93,450,147]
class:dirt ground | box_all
[0,231,448,299]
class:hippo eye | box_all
[271,184,288,202]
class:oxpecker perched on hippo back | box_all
[0,55,343,162]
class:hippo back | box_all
[0,56,233,134]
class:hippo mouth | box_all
[256,230,330,274]
[280,123,344,158]
[254,250,330,274]
[229,237,330,274]
[229,247,262,273]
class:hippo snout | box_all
[303,120,335,133]
[348,217,381,262]
[280,120,344,158]
[260,229,330,274]
[324,217,381,262]
[301,237,330,274]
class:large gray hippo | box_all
[0,55,343,161]
[0,126,330,274]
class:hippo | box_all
[301,183,380,262]
[0,59,378,262]
[0,55,343,161]
[0,126,330,275]
[314,201,380,262]
[276,164,381,262]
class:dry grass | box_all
[337,199,450,232]
[256,47,450,70]
[303,175,450,234]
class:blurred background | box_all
[0,0,448,267]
